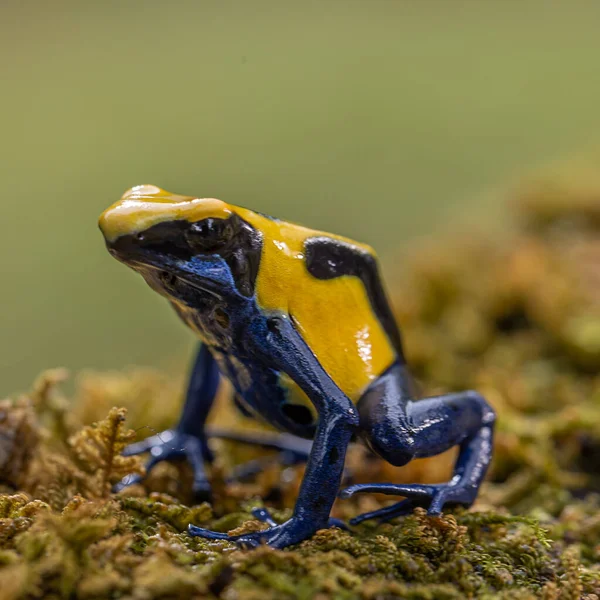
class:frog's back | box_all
[233,207,403,404]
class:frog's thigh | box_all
[356,362,415,467]
[358,363,491,465]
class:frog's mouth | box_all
[119,256,227,300]
[105,230,227,299]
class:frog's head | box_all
[99,185,262,306]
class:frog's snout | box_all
[99,184,182,243]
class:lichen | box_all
[1,159,600,598]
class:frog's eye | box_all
[185,218,235,253]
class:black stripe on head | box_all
[304,236,405,360]
[220,215,263,297]
[110,214,263,297]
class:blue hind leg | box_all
[205,427,311,480]
[341,364,495,524]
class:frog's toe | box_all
[122,430,178,456]
[191,479,212,503]
[184,439,213,500]
[113,453,166,493]
[187,523,276,547]
[251,507,278,526]
[113,473,144,493]
[345,482,478,525]
[427,484,477,515]
[251,507,349,531]
[340,482,435,500]
[349,498,418,525]
[187,525,231,541]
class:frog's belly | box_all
[212,351,317,439]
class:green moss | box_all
[1,159,600,597]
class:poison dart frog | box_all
[99,185,496,549]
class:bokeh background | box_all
[2,0,600,396]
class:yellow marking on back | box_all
[99,185,231,242]
[234,207,396,402]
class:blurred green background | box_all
[2,1,600,396]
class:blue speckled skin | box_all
[104,210,496,549]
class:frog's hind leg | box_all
[205,427,311,480]
[341,363,495,524]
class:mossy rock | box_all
[1,160,600,598]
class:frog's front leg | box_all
[115,343,219,499]
[189,314,359,548]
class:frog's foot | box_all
[188,509,344,549]
[206,427,311,482]
[340,482,477,525]
[115,429,212,500]
[250,507,349,531]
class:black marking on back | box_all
[304,236,405,360]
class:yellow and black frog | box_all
[99,185,495,548]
